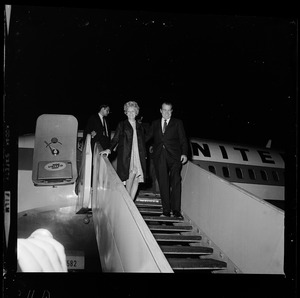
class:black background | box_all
[5,4,297,150]
[3,3,298,298]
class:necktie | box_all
[163,119,167,134]
[103,118,108,137]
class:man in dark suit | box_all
[83,104,111,152]
[147,101,188,219]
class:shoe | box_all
[173,211,183,220]
[160,212,171,217]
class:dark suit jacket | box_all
[147,118,188,161]
[110,119,147,181]
[83,114,111,151]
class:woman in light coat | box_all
[101,101,146,200]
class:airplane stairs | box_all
[135,191,227,272]
[82,138,284,273]
[15,117,284,274]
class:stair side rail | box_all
[181,161,284,274]
[91,144,173,272]
[75,134,92,212]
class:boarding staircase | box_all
[135,191,227,272]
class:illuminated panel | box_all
[32,114,78,186]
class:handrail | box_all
[91,144,173,272]
[75,134,92,212]
[181,161,284,274]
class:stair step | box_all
[138,191,227,272]
[143,215,184,223]
[148,225,193,232]
[167,258,227,270]
[138,208,162,215]
[153,234,202,243]
[160,245,213,255]
[136,194,161,203]
[136,202,162,208]
[138,192,160,198]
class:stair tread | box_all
[139,208,162,214]
[138,192,160,198]
[153,234,202,242]
[148,224,193,232]
[167,258,227,270]
[136,202,162,208]
[143,215,184,223]
[137,206,163,211]
[136,195,161,202]
[160,245,213,255]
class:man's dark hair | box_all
[99,104,109,111]
[161,101,173,109]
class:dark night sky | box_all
[5,5,298,150]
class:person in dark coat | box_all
[146,101,188,219]
[101,101,146,200]
[83,104,111,152]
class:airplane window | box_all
[272,170,279,182]
[208,165,216,174]
[222,167,230,178]
[236,168,243,179]
[260,170,268,181]
[248,169,256,180]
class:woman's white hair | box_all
[124,101,140,115]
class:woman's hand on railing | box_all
[100,149,111,156]
[91,130,97,138]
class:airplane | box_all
[11,114,285,275]
[189,138,285,210]
[17,130,285,210]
